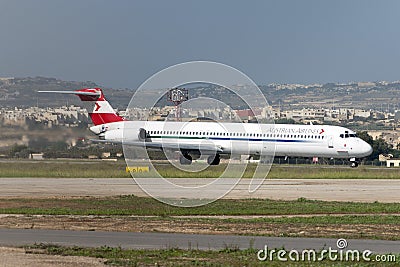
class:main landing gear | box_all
[349,158,359,168]
[207,154,220,165]
[179,153,221,165]
[179,153,192,165]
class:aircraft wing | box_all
[91,139,223,154]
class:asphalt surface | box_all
[0,228,399,254]
[0,178,400,202]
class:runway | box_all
[0,178,399,202]
[0,228,399,253]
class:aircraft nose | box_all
[363,142,373,157]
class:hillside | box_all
[1,76,400,111]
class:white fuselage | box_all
[92,121,373,159]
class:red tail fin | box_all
[76,88,124,125]
[38,88,124,126]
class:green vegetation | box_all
[1,196,399,216]
[24,244,400,266]
[0,160,399,178]
[357,131,399,160]
[0,160,130,178]
[274,118,297,124]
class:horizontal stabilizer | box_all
[38,91,101,96]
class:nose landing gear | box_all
[349,158,359,168]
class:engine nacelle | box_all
[138,128,146,141]
[102,127,147,142]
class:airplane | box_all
[38,88,373,167]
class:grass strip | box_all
[24,244,400,266]
[0,196,399,216]
[0,161,400,178]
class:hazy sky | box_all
[0,0,399,88]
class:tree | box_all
[357,131,393,160]
[357,131,373,146]
[275,118,296,124]
[8,144,29,158]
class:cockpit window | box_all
[340,132,357,138]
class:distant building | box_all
[30,153,44,160]
[386,159,400,167]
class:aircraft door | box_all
[328,135,334,148]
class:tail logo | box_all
[38,88,124,126]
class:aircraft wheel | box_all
[207,154,220,165]
[179,154,192,165]
[350,161,359,168]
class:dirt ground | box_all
[0,246,106,267]
[0,214,399,240]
